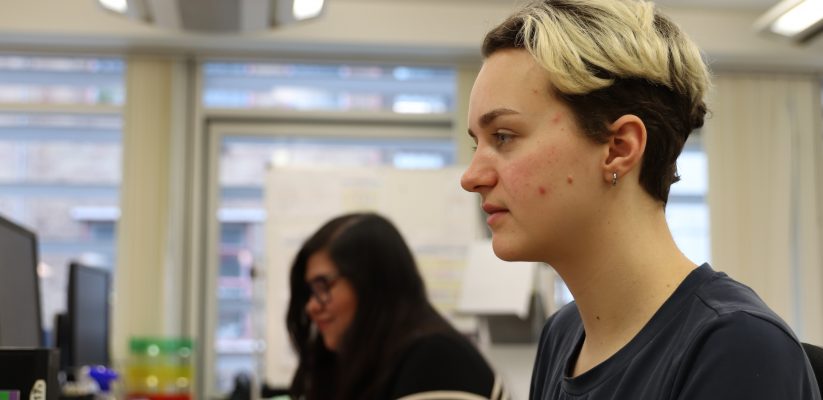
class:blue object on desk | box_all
[87,366,117,392]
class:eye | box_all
[308,276,329,291]
[492,131,514,147]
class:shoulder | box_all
[674,275,820,399]
[401,333,490,370]
[388,332,503,400]
[690,272,802,346]
[695,271,792,328]
[686,310,804,362]
[685,271,809,380]
[675,311,819,399]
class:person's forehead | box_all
[305,251,338,280]
[470,49,555,120]
[478,49,549,88]
[473,51,553,108]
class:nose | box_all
[305,295,322,316]
[461,150,497,193]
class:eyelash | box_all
[470,131,514,152]
[492,132,513,146]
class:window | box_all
[203,62,454,113]
[667,138,711,265]
[0,55,124,342]
[212,133,456,391]
[203,60,457,393]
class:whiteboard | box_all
[456,240,537,319]
[262,166,481,386]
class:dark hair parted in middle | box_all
[286,212,459,400]
[482,0,710,203]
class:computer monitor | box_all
[59,262,110,371]
[0,213,43,347]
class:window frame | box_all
[199,109,456,395]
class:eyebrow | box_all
[306,273,335,283]
[468,108,520,138]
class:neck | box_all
[548,196,697,373]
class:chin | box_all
[322,335,339,352]
[491,238,524,261]
[492,236,542,262]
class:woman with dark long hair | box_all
[286,212,505,400]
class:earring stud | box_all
[612,172,618,186]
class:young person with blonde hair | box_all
[461,0,821,398]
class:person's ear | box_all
[602,114,646,186]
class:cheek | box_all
[341,300,357,326]
[505,145,562,198]
[334,289,358,329]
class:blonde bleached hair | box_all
[482,0,711,203]
[519,0,708,108]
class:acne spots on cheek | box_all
[550,111,566,126]
[544,145,557,159]
[567,175,574,184]
[516,144,559,198]
[531,183,552,198]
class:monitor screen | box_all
[67,262,110,368]
[0,214,43,347]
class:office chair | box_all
[802,342,823,394]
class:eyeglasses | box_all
[307,274,341,305]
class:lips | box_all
[482,203,508,225]
[313,318,332,331]
[482,203,507,214]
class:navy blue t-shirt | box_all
[530,264,821,399]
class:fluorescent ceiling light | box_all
[98,0,128,14]
[756,0,823,43]
[771,0,823,36]
[293,0,325,21]
[97,0,327,32]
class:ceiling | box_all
[1,0,818,70]
[341,0,783,12]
